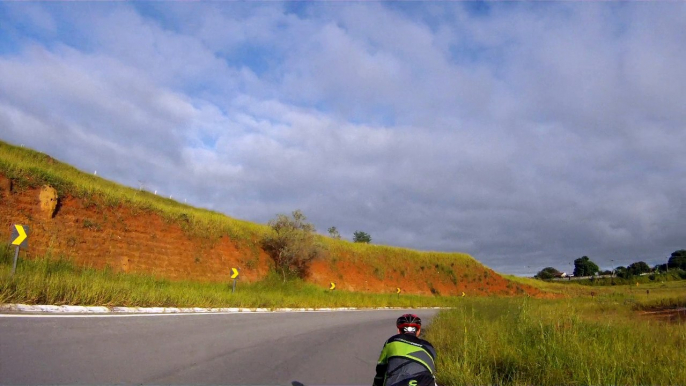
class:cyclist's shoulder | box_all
[417,336,435,347]
[388,334,434,347]
[415,336,436,353]
[418,337,436,354]
[384,333,404,344]
[383,334,437,360]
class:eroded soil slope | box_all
[0,177,546,297]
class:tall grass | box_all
[0,245,463,308]
[424,291,686,385]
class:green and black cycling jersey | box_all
[373,333,437,386]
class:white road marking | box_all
[0,310,359,318]
[0,304,443,318]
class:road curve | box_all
[0,309,438,385]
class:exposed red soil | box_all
[0,179,549,298]
[1,184,271,283]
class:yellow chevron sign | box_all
[396,288,401,294]
[11,225,28,248]
[230,267,239,279]
[329,282,336,290]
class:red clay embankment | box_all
[0,174,548,297]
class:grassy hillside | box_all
[0,140,540,297]
[0,140,266,242]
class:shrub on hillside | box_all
[328,226,341,239]
[353,231,372,243]
[535,267,562,280]
[261,210,322,282]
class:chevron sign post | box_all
[231,267,240,293]
[10,225,29,276]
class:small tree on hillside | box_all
[535,267,562,280]
[353,231,372,243]
[328,226,341,239]
[262,210,322,282]
[573,256,599,277]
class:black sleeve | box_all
[424,341,437,361]
[373,362,387,386]
[373,341,389,386]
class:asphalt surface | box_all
[0,309,438,385]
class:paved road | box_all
[0,309,438,385]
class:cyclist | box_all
[373,314,437,386]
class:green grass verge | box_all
[0,245,464,309]
[423,285,686,385]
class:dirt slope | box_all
[0,174,547,297]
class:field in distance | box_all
[425,280,686,385]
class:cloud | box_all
[0,42,194,188]
[0,2,684,276]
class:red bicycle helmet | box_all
[396,314,422,334]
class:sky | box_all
[0,2,684,276]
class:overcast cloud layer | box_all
[1,2,684,276]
